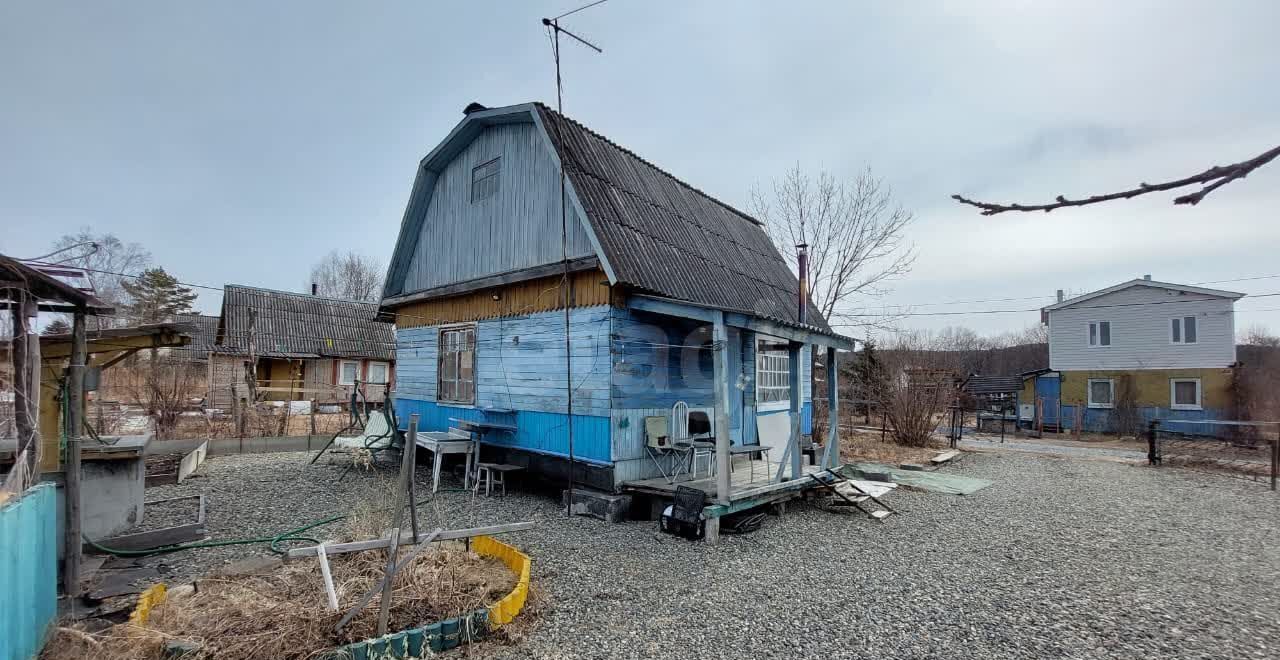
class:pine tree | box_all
[42,318,72,336]
[121,268,197,324]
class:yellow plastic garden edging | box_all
[470,535,531,627]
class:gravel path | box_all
[137,448,1280,659]
[960,436,1148,462]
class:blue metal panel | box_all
[1,483,57,660]
[395,398,610,464]
[402,122,595,294]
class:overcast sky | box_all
[3,1,1278,339]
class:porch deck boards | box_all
[621,457,826,500]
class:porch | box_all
[623,294,856,507]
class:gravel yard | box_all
[136,447,1280,659]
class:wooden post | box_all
[310,398,318,439]
[376,412,418,636]
[11,296,40,479]
[711,312,731,505]
[64,311,88,596]
[822,346,839,469]
[787,342,803,480]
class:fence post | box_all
[1147,420,1160,465]
[1271,424,1278,492]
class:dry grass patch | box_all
[41,546,516,660]
[840,429,947,466]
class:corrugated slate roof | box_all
[171,313,219,360]
[962,375,1025,396]
[216,285,394,361]
[535,104,832,334]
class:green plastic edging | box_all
[330,610,489,659]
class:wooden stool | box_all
[473,463,523,497]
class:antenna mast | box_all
[541,2,605,515]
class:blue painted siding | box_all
[394,307,612,462]
[610,308,715,409]
[396,307,611,417]
[1059,403,1228,435]
[402,122,595,293]
[1,483,57,660]
[395,398,611,464]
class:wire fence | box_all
[1147,420,1280,491]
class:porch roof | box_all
[627,294,857,351]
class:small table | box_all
[729,444,773,482]
[450,418,517,483]
[416,431,474,493]
[473,463,524,497]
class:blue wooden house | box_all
[380,102,855,506]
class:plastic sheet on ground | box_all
[842,462,993,495]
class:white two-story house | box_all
[1024,276,1243,433]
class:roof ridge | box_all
[224,283,381,307]
[535,102,765,228]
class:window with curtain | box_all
[438,326,476,404]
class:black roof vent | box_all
[463,102,488,116]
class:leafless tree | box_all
[872,330,957,447]
[50,229,152,328]
[953,145,1280,215]
[308,250,384,302]
[1239,324,1280,348]
[125,358,201,439]
[750,165,915,329]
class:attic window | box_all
[471,157,501,202]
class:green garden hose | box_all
[83,495,434,558]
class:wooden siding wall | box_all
[1048,286,1237,370]
[395,270,611,329]
[402,122,596,294]
[396,306,612,417]
[610,308,715,409]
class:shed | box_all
[210,285,395,408]
[380,102,856,510]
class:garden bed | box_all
[42,544,518,660]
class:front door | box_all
[1036,374,1060,427]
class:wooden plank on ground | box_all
[931,450,960,465]
[284,521,536,560]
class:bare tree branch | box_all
[308,251,384,302]
[751,165,916,331]
[952,144,1280,215]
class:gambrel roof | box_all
[382,102,835,336]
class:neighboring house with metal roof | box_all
[170,313,220,363]
[1027,276,1244,433]
[208,285,395,409]
[381,101,855,495]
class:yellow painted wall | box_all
[1059,368,1233,409]
[393,269,612,328]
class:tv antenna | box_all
[541,1,606,515]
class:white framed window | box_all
[1170,316,1198,344]
[1170,378,1202,410]
[471,157,501,202]
[1087,378,1115,408]
[755,337,791,409]
[338,360,359,386]
[367,361,389,384]
[438,325,476,404]
[1087,321,1111,347]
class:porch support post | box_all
[823,345,839,469]
[712,311,731,505]
[788,341,803,480]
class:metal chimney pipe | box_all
[311,282,318,296]
[1056,289,1064,303]
[797,243,809,324]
